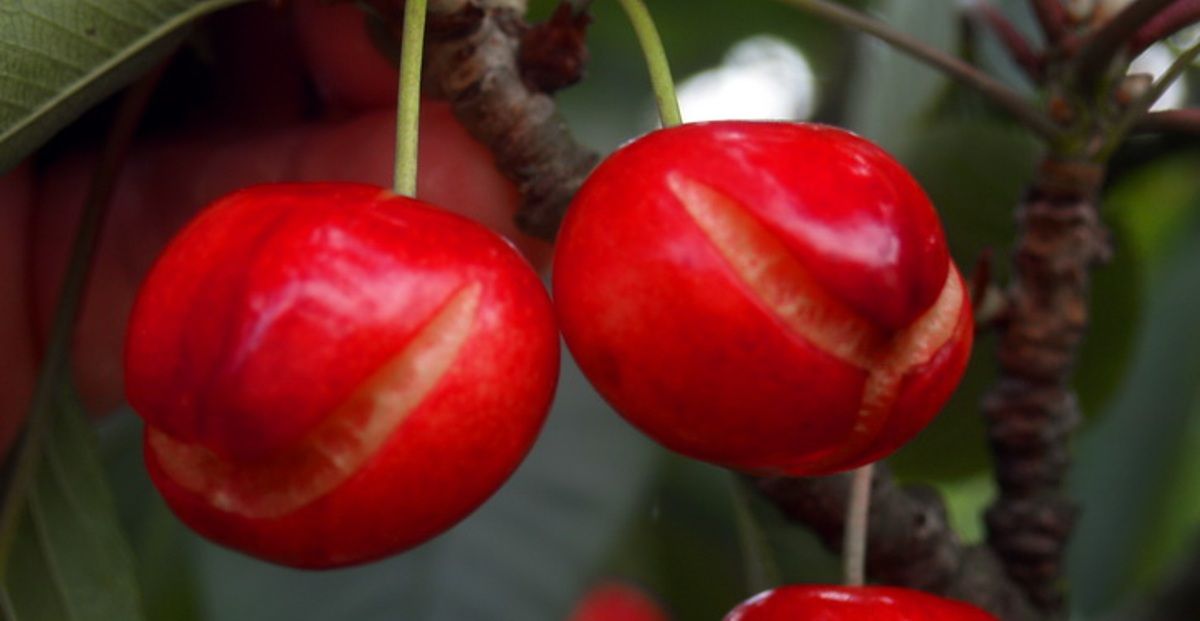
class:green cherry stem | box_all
[843,463,874,587]
[614,0,682,128]
[393,0,428,197]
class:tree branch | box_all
[982,158,1112,614]
[1074,0,1178,88]
[1136,38,1200,114]
[1131,0,1200,57]
[969,2,1045,82]
[769,0,1062,140]
[1029,0,1071,45]
[421,0,599,240]
[753,466,1039,621]
[1133,108,1200,135]
[1107,39,1200,152]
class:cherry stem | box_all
[393,0,428,197]
[843,463,874,587]
[770,0,1062,140]
[614,0,682,128]
[0,64,164,579]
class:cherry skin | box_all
[124,183,559,568]
[724,585,998,620]
[553,121,973,476]
[567,581,671,621]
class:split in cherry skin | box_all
[724,585,999,620]
[124,182,559,568]
[552,120,974,477]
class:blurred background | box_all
[15,0,1200,619]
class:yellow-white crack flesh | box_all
[668,173,964,463]
[149,282,482,519]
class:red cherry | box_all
[124,183,559,568]
[567,581,671,621]
[552,121,972,476]
[724,585,998,620]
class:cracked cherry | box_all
[124,183,559,568]
[552,121,973,476]
[724,585,998,620]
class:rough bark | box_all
[424,0,599,240]
[982,158,1112,614]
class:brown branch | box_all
[1133,108,1200,134]
[771,0,1062,140]
[1029,0,1071,44]
[518,2,591,93]
[422,0,599,240]
[970,3,1045,82]
[1105,39,1200,153]
[753,466,1039,621]
[1131,0,1200,56]
[1074,0,1178,88]
[982,158,1112,614]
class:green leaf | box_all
[1106,153,1200,278]
[1129,387,1200,591]
[1069,235,1200,616]
[0,0,250,173]
[845,0,959,152]
[99,412,203,621]
[2,390,146,621]
[606,457,763,620]
[729,475,781,595]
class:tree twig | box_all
[1106,39,1200,153]
[969,2,1045,82]
[1074,0,1178,88]
[1133,108,1200,135]
[1136,38,1200,113]
[753,467,1039,621]
[1131,0,1200,56]
[1029,0,1071,45]
[769,0,1062,140]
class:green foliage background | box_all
[1,0,1198,619]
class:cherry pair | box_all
[125,121,972,568]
